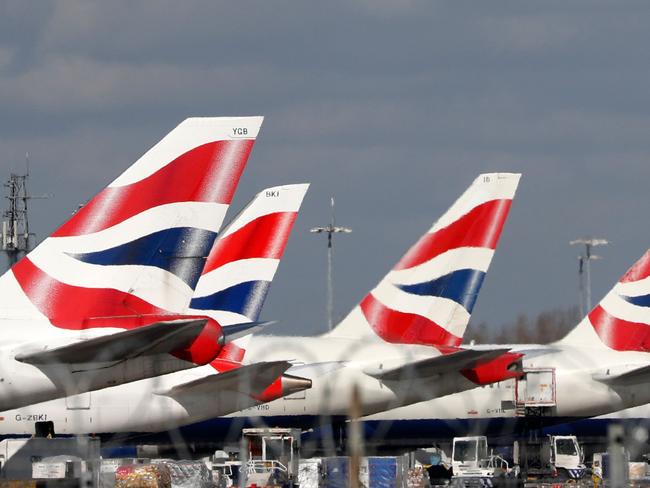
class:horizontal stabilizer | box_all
[221,321,276,342]
[287,361,345,380]
[365,348,511,381]
[160,360,293,397]
[593,364,650,385]
[15,318,209,365]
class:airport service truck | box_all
[450,434,587,486]
[241,427,301,487]
[517,435,587,481]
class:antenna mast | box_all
[1,154,47,267]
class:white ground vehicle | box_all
[241,428,301,488]
[451,436,510,487]
[451,434,586,486]
[516,435,586,480]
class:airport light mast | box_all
[570,237,609,316]
[311,197,352,331]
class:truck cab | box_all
[451,435,510,486]
[517,435,586,480]
[549,435,585,478]
[452,436,489,474]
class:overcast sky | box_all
[1,1,649,336]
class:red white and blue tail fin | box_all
[189,183,308,363]
[1,117,263,331]
[328,173,521,347]
[189,183,309,324]
[561,249,650,351]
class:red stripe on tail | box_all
[216,342,246,363]
[394,199,512,271]
[12,257,166,329]
[53,139,255,237]
[620,250,650,284]
[359,293,462,347]
[589,305,650,352]
[202,211,297,275]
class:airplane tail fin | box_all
[327,173,521,347]
[560,249,650,351]
[188,183,309,362]
[2,117,263,329]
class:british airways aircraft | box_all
[11,172,650,450]
[0,182,312,434]
[0,173,523,438]
[357,248,650,446]
[0,117,269,411]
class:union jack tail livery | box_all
[189,183,309,362]
[189,183,309,324]
[561,249,650,351]
[328,173,521,347]
[0,117,263,335]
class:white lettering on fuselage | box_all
[15,414,47,422]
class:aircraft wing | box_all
[593,364,650,385]
[14,318,211,365]
[15,316,274,367]
[365,348,512,381]
[287,361,345,379]
[159,360,293,397]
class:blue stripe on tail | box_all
[622,293,650,308]
[396,268,486,313]
[68,227,217,289]
[190,280,271,321]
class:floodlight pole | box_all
[577,255,586,317]
[311,197,352,331]
[327,224,334,333]
[585,244,593,313]
[570,238,609,314]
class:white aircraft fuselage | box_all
[0,339,649,440]
[0,315,199,412]
[0,335,502,435]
